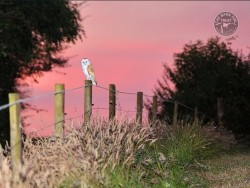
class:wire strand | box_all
[95,85,115,92]
[117,91,137,95]
[0,85,91,111]
[0,82,214,121]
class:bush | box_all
[148,119,220,187]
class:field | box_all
[0,117,249,188]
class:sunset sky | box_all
[23,1,250,136]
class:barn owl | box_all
[81,58,97,85]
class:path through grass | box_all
[197,145,250,188]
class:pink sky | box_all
[23,1,250,136]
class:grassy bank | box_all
[0,118,249,187]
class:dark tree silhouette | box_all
[149,37,250,137]
[0,1,85,144]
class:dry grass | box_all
[0,117,154,188]
[1,117,248,188]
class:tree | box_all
[151,37,250,137]
[0,0,84,144]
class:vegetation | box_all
[150,37,250,137]
[1,117,247,188]
[199,146,250,188]
[1,2,248,187]
[0,0,84,144]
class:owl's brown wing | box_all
[87,65,97,85]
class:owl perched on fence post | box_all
[81,58,97,85]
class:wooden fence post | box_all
[194,107,198,124]
[9,93,22,178]
[109,84,116,121]
[152,96,157,121]
[84,80,92,126]
[54,84,65,138]
[173,101,178,126]
[136,92,143,124]
[217,97,224,127]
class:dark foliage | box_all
[149,37,250,137]
[0,0,84,144]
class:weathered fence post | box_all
[152,96,157,121]
[217,97,224,127]
[109,84,116,121]
[9,93,22,179]
[194,107,198,124]
[136,92,143,124]
[173,101,178,126]
[84,80,92,126]
[54,84,65,138]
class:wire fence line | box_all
[0,82,212,121]
[0,85,87,111]
[0,81,215,135]
[96,84,199,115]
[0,83,141,111]
[94,84,214,121]
[95,85,150,96]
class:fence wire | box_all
[0,85,89,111]
[0,82,214,132]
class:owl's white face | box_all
[81,58,90,66]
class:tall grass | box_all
[0,117,233,187]
[148,119,235,187]
[0,118,155,188]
